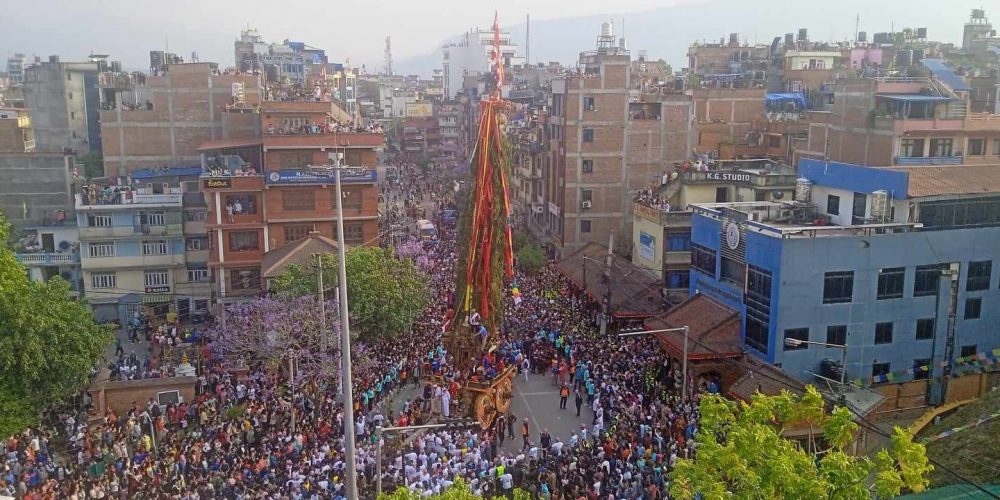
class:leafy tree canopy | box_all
[270,247,429,342]
[515,242,546,275]
[379,478,531,499]
[0,214,112,438]
[668,386,932,499]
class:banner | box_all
[853,347,1000,386]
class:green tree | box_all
[515,242,546,274]
[379,479,531,499]
[78,151,104,179]
[0,214,112,438]
[669,386,932,499]
[270,247,429,341]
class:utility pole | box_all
[599,231,614,336]
[681,325,689,402]
[334,166,359,499]
[316,254,327,356]
[940,263,960,403]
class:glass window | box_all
[968,138,986,156]
[665,270,690,289]
[582,159,593,174]
[582,129,594,143]
[783,328,809,350]
[915,318,935,340]
[899,138,925,158]
[284,225,312,243]
[914,264,942,296]
[282,190,315,211]
[826,194,840,215]
[823,271,854,304]
[666,233,691,252]
[187,267,210,283]
[964,297,982,319]
[343,222,364,245]
[142,240,168,256]
[583,96,595,111]
[959,344,977,358]
[720,256,745,287]
[745,265,772,354]
[229,231,259,252]
[185,238,207,251]
[994,139,1000,156]
[225,195,257,215]
[87,214,112,227]
[872,362,891,378]
[230,269,261,290]
[691,244,717,276]
[338,189,363,210]
[876,267,905,300]
[91,272,116,289]
[88,242,115,258]
[745,315,769,354]
[581,189,593,204]
[826,325,847,346]
[139,211,165,226]
[144,270,169,287]
[580,220,591,233]
[874,322,893,344]
[912,358,931,380]
[966,260,991,291]
[184,210,207,222]
[929,138,953,157]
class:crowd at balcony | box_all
[203,156,259,177]
[265,119,384,135]
[264,83,333,103]
[634,187,673,212]
[79,184,134,206]
[100,100,154,111]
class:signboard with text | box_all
[266,169,377,184]
[145,286,170,294]
[203,178,232,189]
[706,171,752,183]
[405,102,434,118]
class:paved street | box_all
[500,371,594,453]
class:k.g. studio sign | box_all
[706,171,752,183]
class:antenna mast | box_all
[384,35,393,76]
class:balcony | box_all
[16,251,80,266]
[893,156,964,166]
[79,223,183,239]
[82,253,185,271]
[76,192,182,210]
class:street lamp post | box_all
[333,164,360,499]
[784,338,848,404]
[619,326,690,401]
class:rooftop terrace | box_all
[692,201,921,238]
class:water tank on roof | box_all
[797,29,808,42]
[871,190,890,221]
[785,33,794,47]
[916,27,928,39]
[601,21,614,38]
[873,32,891,44]
[729,33,739,46]
[795,178,812,203]
[857,31,867,43]
[896,49,913,68]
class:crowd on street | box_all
[2,157,706,499]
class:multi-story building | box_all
[13,224,82,295]
[631,160,797,303]
[234,28,328,83]
[198,101,383,304]
[442,28,524,100]
[800,62,1000,167]
[6,53,27,86]
[547,25,693,256]
[0,151,75,229]
[687,158,1000,403]
[437,101,468,159]
[99,62,263,176]
[692,88,766,156]
[509,109,548,232]
[401,116,440,162]
[0,107,35,152]
[22,56,101,153]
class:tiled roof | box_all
[881,164,1000,198]
[261,232,340,278]
[644,293,742,360]
[727,356,808,401]
[554,242,665,318]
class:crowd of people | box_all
[265,120,384,136]
[2,157,708,499]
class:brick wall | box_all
[89,376,196,416]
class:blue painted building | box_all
[689,159,1000,398]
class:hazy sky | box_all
[0,0,990,75]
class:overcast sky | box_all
[0,0,989,75]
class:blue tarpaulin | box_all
[765,92,808,109]
[920,59,971,92]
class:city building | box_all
[22,56,101,153]
[198,100,383,304]
[686,158,1000,404]
[0,151,75,229]
[99,62,263,176]
[547,23,693,256]
[437,101,469,160]
[442,28,524,99]
[800,61,1000,167]
[6,53,27,86]
[0,107,35,152]
[962,9,999,55]
[692,87,767,157]
[401,116,440,163]
[631,159,797,303]
[234,28,328,83]
[13,224,82,295]
[509,107,548,232]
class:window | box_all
[960,344,977,358]
[915,318,935,340]
[784,328,809,350]
[582,128,594,143]
[284,225,312,243]
[144,270,169,287]
[968,138,986,156]
[142,240,168,256]
[826,194,840,215]
[994,139,1000,156]
[720,256,745,286]
[582,159,593,174]
[282,190,315,211]
[914,264,942,296]
[899,138,925,158]
[187,267,210,283]
[139,211,165,226]
[88,242,115,258]
[583,96,595,111]
[87,214,112,227]
[912,358,931,380]
[70,111,75,119]
[665,270,690,289]
[966,260,991,291]
[877,267,905,299]
[874,322,894,345]
[745,265,772,354]
[715,187,729,203]
[580,220,591,233]
[229,231,259,251]
[185,238,207,251]
[768,135,780,148]
[964,297,982,319]
[929,138,953,157]
[344,222,364,245]
[666,233,691,252]
[225,195,257,215]
[230,269,261,290]
[91,272,116,289]
[581,189,592,205]
[872,362,891,378]
[826,325,847,346]
[184,210,207,222]
[280,150,312,168]
[691,244,717,276]
[339,189,363,210]
[823,271,854,304]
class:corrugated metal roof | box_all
[880,165,1000,198]
[921,59,972,92]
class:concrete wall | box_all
[22,63,96,153]
[0,152,74,227]
[89,376,196,416]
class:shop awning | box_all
[644,293,743,360]
[555,242,665,318]
[142,294,172,304]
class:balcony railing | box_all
[76,192,183,209]
[894,156,964,166]
[79,223,183,239]
[16,252,80,266]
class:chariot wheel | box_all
[495,376,513,413]
[474,393,498,429]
